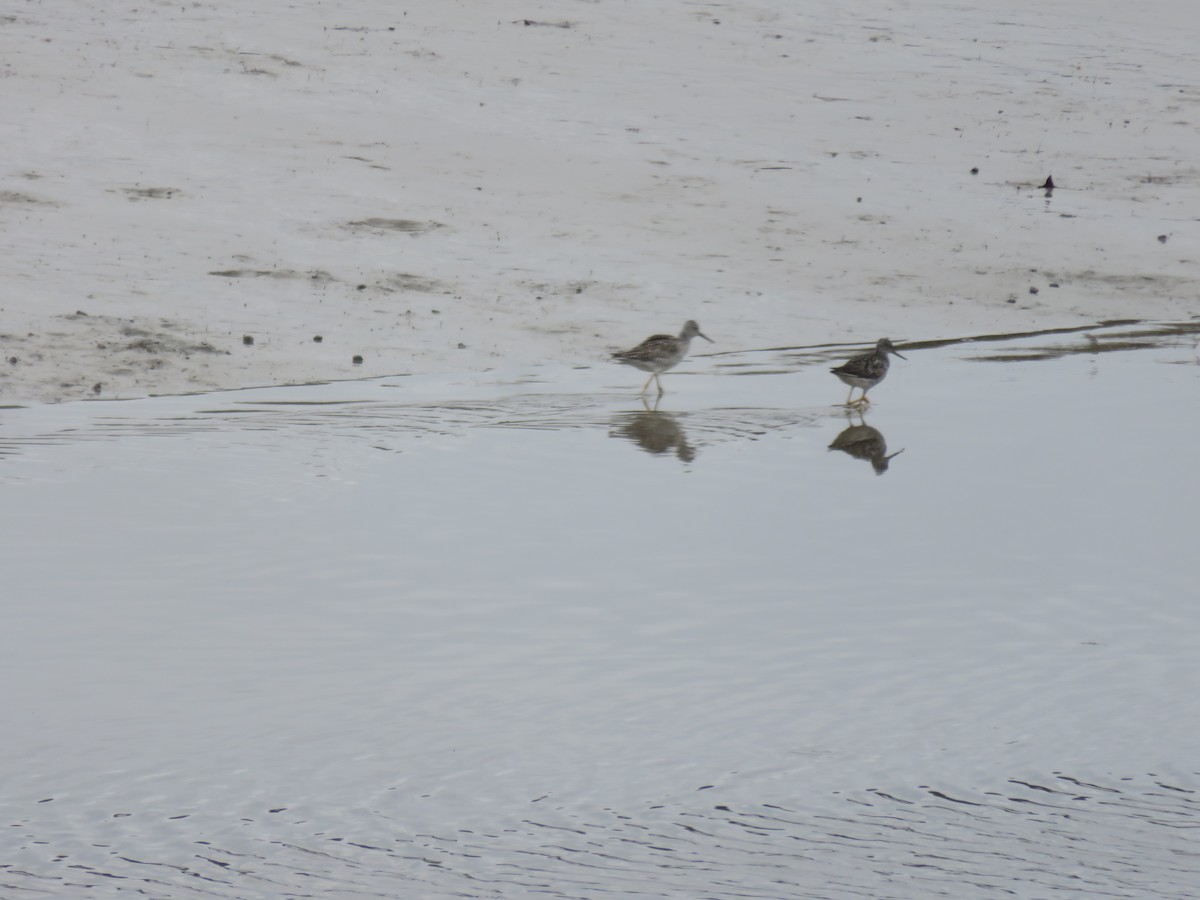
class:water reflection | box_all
[609,402,695,462]
[828,412,903,475]
[965,320,1200,363]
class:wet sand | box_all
[3,0,1198,404]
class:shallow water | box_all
[2,321,1199,898]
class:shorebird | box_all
[831,338,906,407]
[613,320,712,395]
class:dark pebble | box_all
[352,355,363,365]
[1157,234,1168,243]
[313,335,323,343]
[1029,286,1039,295]
[243,335,254,345]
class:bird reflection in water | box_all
[828,412,903,475]
[610,399,695,463]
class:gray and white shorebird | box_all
[830,338,906,407]
[613,320,712,395]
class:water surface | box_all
[2,321,1198,897]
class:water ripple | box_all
[5,772,1198,898]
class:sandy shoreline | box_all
[3,0,1197,405]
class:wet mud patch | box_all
[0,313,232,404]
[341,154,392,170]
[1129,170,1200,186]
[260,53,304,68]
[118,325,225,357]
[0,190,55,206]
[514,18,575,28]
[236,61,278,77]
[518,278,636,301]
[344,218,443,235]
[209,267,336,282]
[119,186,180,200]
[208,265,443,293]
[1049,270,1193,292]
[376,273,444,293]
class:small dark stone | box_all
[970,167,979,175]
[74,310,88,317]
[1049,282,1060,288]
[1029,286,1039,295]
[243,335,254,345]
[92,383,102,394]
[352,355,363,365]
[356,284,366,291]
[313,335,323,343]
[457,342,466,349]
[8,357,17,365]
[857,196,862,203]
[1157,234,1168,243]
[1006,298,1016,304]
